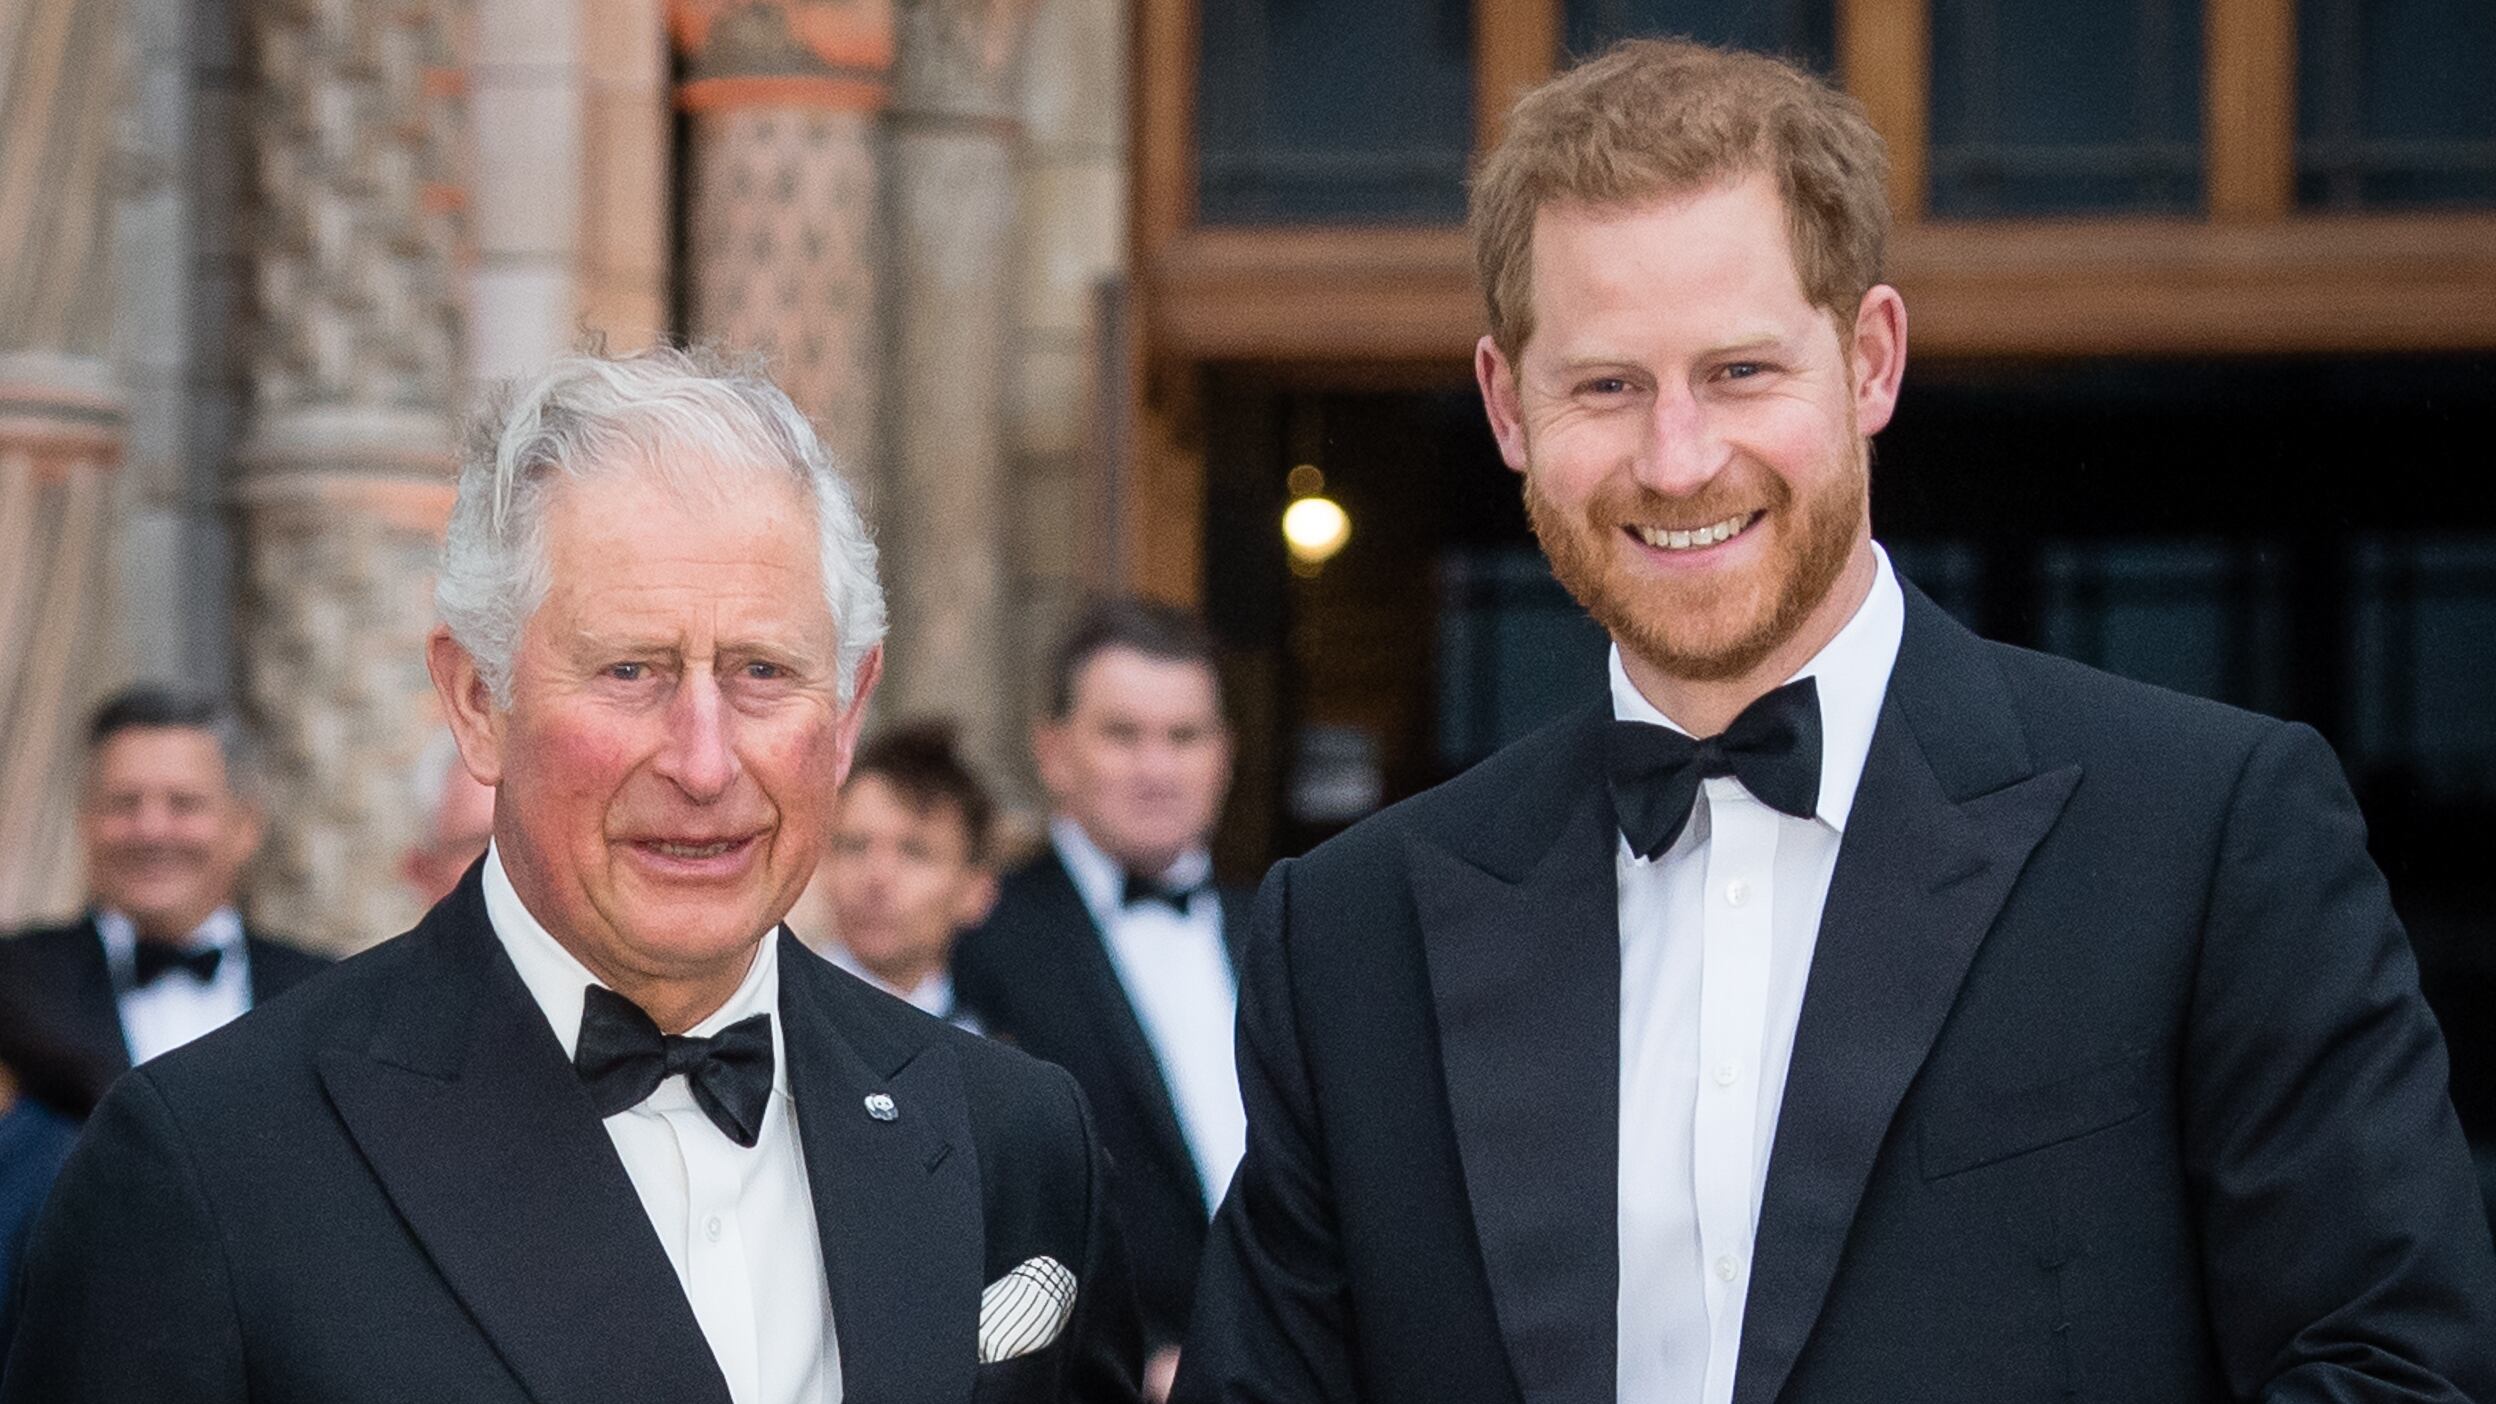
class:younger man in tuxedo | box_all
[818,719,999,1031]
[0,685,324,1121]
[1177,38,2496,1404]
[955,600,1248,1395]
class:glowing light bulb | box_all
[1282,495,1351,566]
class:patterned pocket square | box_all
[977,1255,1078,1364]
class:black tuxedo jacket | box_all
[954,850,1250,1348]
[1176,585,2496,1404]
[0,915,326,1120]
[2,869,1142,1404]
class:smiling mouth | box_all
[631,836,757,862]
[1628,511,1758,552]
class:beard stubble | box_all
[1524,442,1868,686]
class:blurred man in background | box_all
[818,719,999,1031]
[0,685,325,1122]
[400,727,497,907]
[955,600,1245,1395]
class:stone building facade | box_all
[0,0,1133,949]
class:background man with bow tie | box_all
[954,600,1249,1397]
[0,685,325,1124]
[1175,38,2496,1404]
[3,348,1141,1404]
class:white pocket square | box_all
[977,1255,1078,1364]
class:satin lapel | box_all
[317,883,730,1404]
[1732,594,2080,1404]
[1033,856,1203,1212]
[65,918,134,1071]
[782,936,982,1404]
[1415,714,1620,1404]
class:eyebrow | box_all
[1545,333,1796,373]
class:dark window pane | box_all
[1435,549,1607,769]
[2351,538,2496,788]
[1564,0,1835,71]
[2298,0,2496,209]
[1928,0,2204,216]
[1198,0,1472,224]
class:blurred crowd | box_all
[0,597,1242,1396]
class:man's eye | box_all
[606,662,645,681]
[1582,377,1631,396]
[1721,362,1766,380]
[744,661,785,681]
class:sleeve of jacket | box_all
[2183,720,2496,1401]
[1,1070,247,1402]
[1172,858,1361,1404]
[1056,1060,1147,1404]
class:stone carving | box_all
[685,108,884,483]
[249,0,463,418]
[236,483,446,949]
[238,0,465,950]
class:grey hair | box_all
[435,345,886,707]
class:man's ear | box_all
[1849,284,1908,437]
[226,797,268,869]
[827,645,884,786]
[426,626,506,787]
[1474,334,1533,475]
[952,867,1001,931]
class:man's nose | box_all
[1632,382,1730,498]
[656,671,740,800]
[128,795,181,841]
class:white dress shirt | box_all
[99,905,252,1065]
[484,844,839,1404]
[1052,817,1248,1213]
[1614,544,1904,1404]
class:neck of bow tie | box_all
[1121,870,1204,915]
[573,984,775,1148]
[1605,676,1824,861]
[131,939,223,988]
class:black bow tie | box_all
[131,940,223,988]
[1605,677,1824,861]
[573,984,775,1148]
[1121,871,1205,915]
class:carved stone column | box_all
[883,0,1033,786]
[0,0,130,923]
[237,0,466,950]
[674,0,894,498]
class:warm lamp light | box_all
[1282,494,1351,566]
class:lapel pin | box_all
[864,1092,899,1122]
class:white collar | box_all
[1049,815,1213,925]
[1606,540,1905,834]
[825,945,958,1020]
[96,904,246,974]
[481,842,788,1095]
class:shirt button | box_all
[1725,879,1750,907]
[1714,1058,1741,1087]
[1715,1254,1739,1282]
[704,1215,723,1243]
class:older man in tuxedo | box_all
[1176,39,2496,1404]
[5,348,1140,1404]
